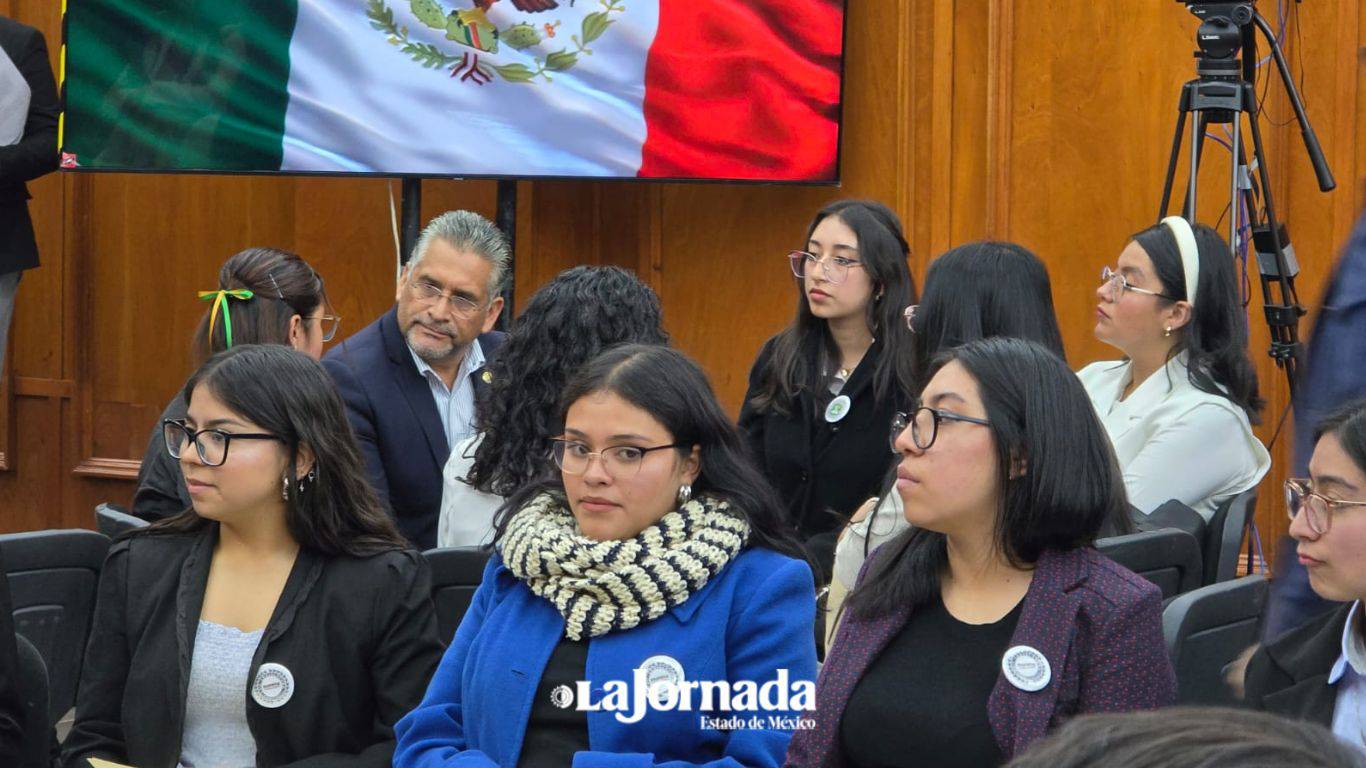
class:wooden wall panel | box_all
[2,0,1365,581]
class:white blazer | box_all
[1077,355,1271,522]
[436,433,502,548]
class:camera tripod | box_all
[1156,1,1335,402]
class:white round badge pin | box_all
[1001,645,1051,692]
[824,395,852,423]
[252,662,296,709]
[639,654,686,707]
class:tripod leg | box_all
[1158,93,1190,221]
[1184,112,1207,220]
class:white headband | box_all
[1160,216,1200,307]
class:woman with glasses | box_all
[437,266,667,548]
[132,247,340,520]
[396,344,818,768]
[1245,398,1366,745]
[739,200,917,579]
[62,345,442,768]
[1078,218,1268,523]
[826,241,1068,644]
[788,337,1174,768]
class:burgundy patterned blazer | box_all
[786,547,1176,766]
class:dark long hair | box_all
[191,247,328,361]
[142,345,408,557]
[1131,222,1264,422]
[911,241,1066,390]
[748,200,917,415]
[843,337,1129,619]
[466,266,668,496]
[493,345,806,561]
[1314,397,1366,471]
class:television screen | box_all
[60,0,847,182]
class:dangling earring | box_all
[676,484,693,506]
[297,467,317,495]
[280,475,290,501]
[1164,326,1172,338]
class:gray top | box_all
[179,620,263,768]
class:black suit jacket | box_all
[0,16,59,274]
[323,307,504,550]
[1244,600,1351,727]
[60,528,443,768]
[738,337,904,550]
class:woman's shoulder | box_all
[1076,359,1127,386]
[1071,547,1164,611]
[721,547,814,592]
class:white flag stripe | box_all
[281,0,660,176]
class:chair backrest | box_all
[1203,490,1258,585]
[14,634,51,767]
[1096,528,1202,600]
[0,529,109,724]
[1163,574,1269,705]
[422,547,492,646]
[94,503,149,540]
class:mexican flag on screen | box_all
[62,0,845,181]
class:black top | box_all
[839,597,1024,768]
[519,638,590,768]
[0,16,61,274]
[131,395,191,520]
[738,337,903,556]
[59,526,444,768]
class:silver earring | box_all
[676,484,693,506]
[281,475,290,501]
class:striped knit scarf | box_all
[498,491,750,640]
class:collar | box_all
[1329,601,1366,684]
[408,337,485,388]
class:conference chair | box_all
[1096,528,1202,600]
[15,634,51,768]
[94,503,149,539]
[0,529,109,724]
[1202,489,1258,585]
[422,546,492,645]
[1163,574,1269,705]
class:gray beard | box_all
[405,325,464,364]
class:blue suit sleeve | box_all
[323,352,392,509]
[571,557,819,768]
[392,558,502,768]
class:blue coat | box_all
[322,307,504,549]
[394,547,819,768]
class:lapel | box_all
[380,308,449,465]
[1262,674,1338,726]
[987,549,1086,756]
[1097,356,1188,445]
[806,598,911,763]
[171,527,217,756]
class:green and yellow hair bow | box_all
[198,289,254,348]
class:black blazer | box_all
[60,527,443,768]
[0,16,59,274]
[1244,601,1351,727]
[738,337,903,545]
[322,307,505,550]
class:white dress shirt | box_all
[408,339,485,449]
[436,432,503,548]
[1077,354,1270,522]
[1330,601,1366,752]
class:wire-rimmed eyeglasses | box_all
[788,251,865,285]
[549,438,683,478]
[1285,477,1366,536]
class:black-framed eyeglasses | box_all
[1100,266,1176,302]
[787,250,864,285]
[1285,477,1366,536]
[549,438,682,478]
[163,419,281,467]
[304,313,342,342]
[407,279,485,317]
[889,407,991,453]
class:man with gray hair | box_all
[324,210,508,549]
